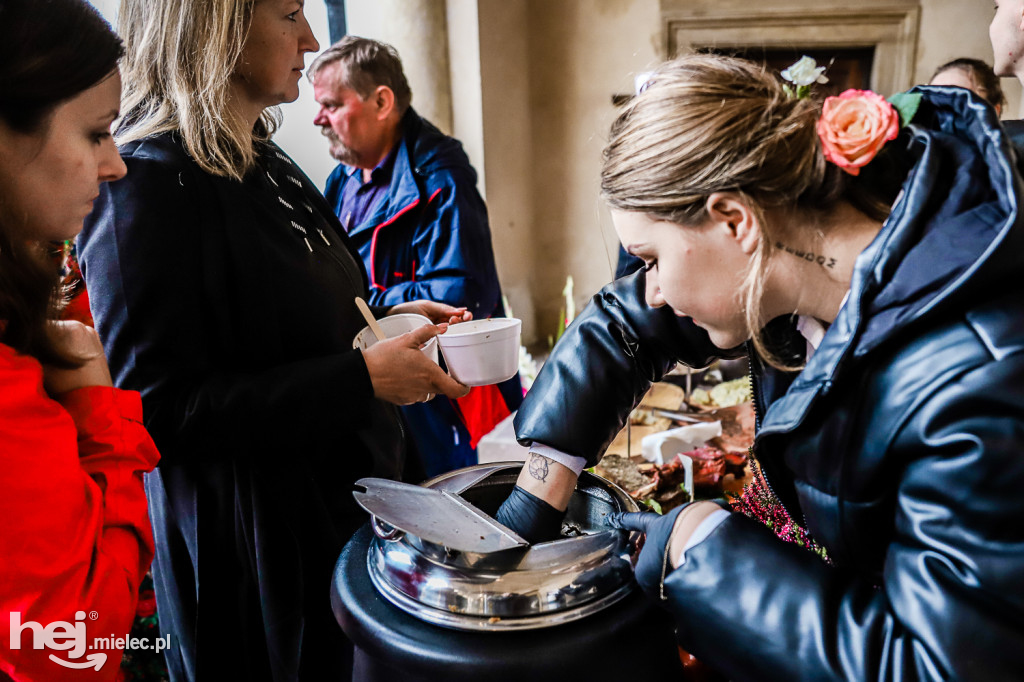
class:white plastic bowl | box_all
[436,318,521,386]
[352,313,438,364]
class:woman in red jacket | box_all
[0,1,161,679]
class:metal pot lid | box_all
[358,463,640,631]
[353,478,528,554]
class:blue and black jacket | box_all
[326,109,522,475]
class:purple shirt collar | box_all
[338,144,400,233]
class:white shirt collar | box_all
[795,291,850,361]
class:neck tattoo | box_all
[776,241,837,270]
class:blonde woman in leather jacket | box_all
[498,54,1024,680]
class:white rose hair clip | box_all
[780,56,829,99]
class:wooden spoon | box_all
[354,296,387,343]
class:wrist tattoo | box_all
[527,453,552,483]
[776,241,837,269]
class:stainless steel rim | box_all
[366,548,636,632]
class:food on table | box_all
[596,444,745,514]
[704,402,755,456]
[595,454,651,494]
[628,407,662,426]
[595,454,688,513]
[639,382,685,410]
[644,456,690,511]
[722,450,748,477]
[689,376,752,408]
[682,445,728,491]
[598,387,755,513]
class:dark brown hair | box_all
[0,0,123,364]
[931,58,1006,111]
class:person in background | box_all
[990,2,1024,150]
[310,37,521,476]
[78,2,469,680]
[0,1,160,679]
[498,53,1024,679]
[929,57,1006,114]
[991,0,1024,87]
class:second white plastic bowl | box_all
[436,318,521,386]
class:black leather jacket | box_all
[515,88,1024,680]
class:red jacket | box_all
[0,343,160,681]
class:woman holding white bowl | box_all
[79,1,469,679]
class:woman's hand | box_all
[608,501,723,599]
[389,300,473,325]
[362,323,470,404]
[42,320,114,395]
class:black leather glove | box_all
[608,505,690,601]
[493,485,566,544]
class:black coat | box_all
[515,89,1024,679]
[79,133,405,681]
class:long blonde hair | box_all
[602,54,857,368]
[116,0,280,180]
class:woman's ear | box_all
[705,192,761,254]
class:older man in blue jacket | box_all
[311,36,521,476]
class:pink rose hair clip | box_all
[816,90,900,176]
[781,56,922,176]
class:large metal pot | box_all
[331,463,684,681]
[365,462,639,630]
